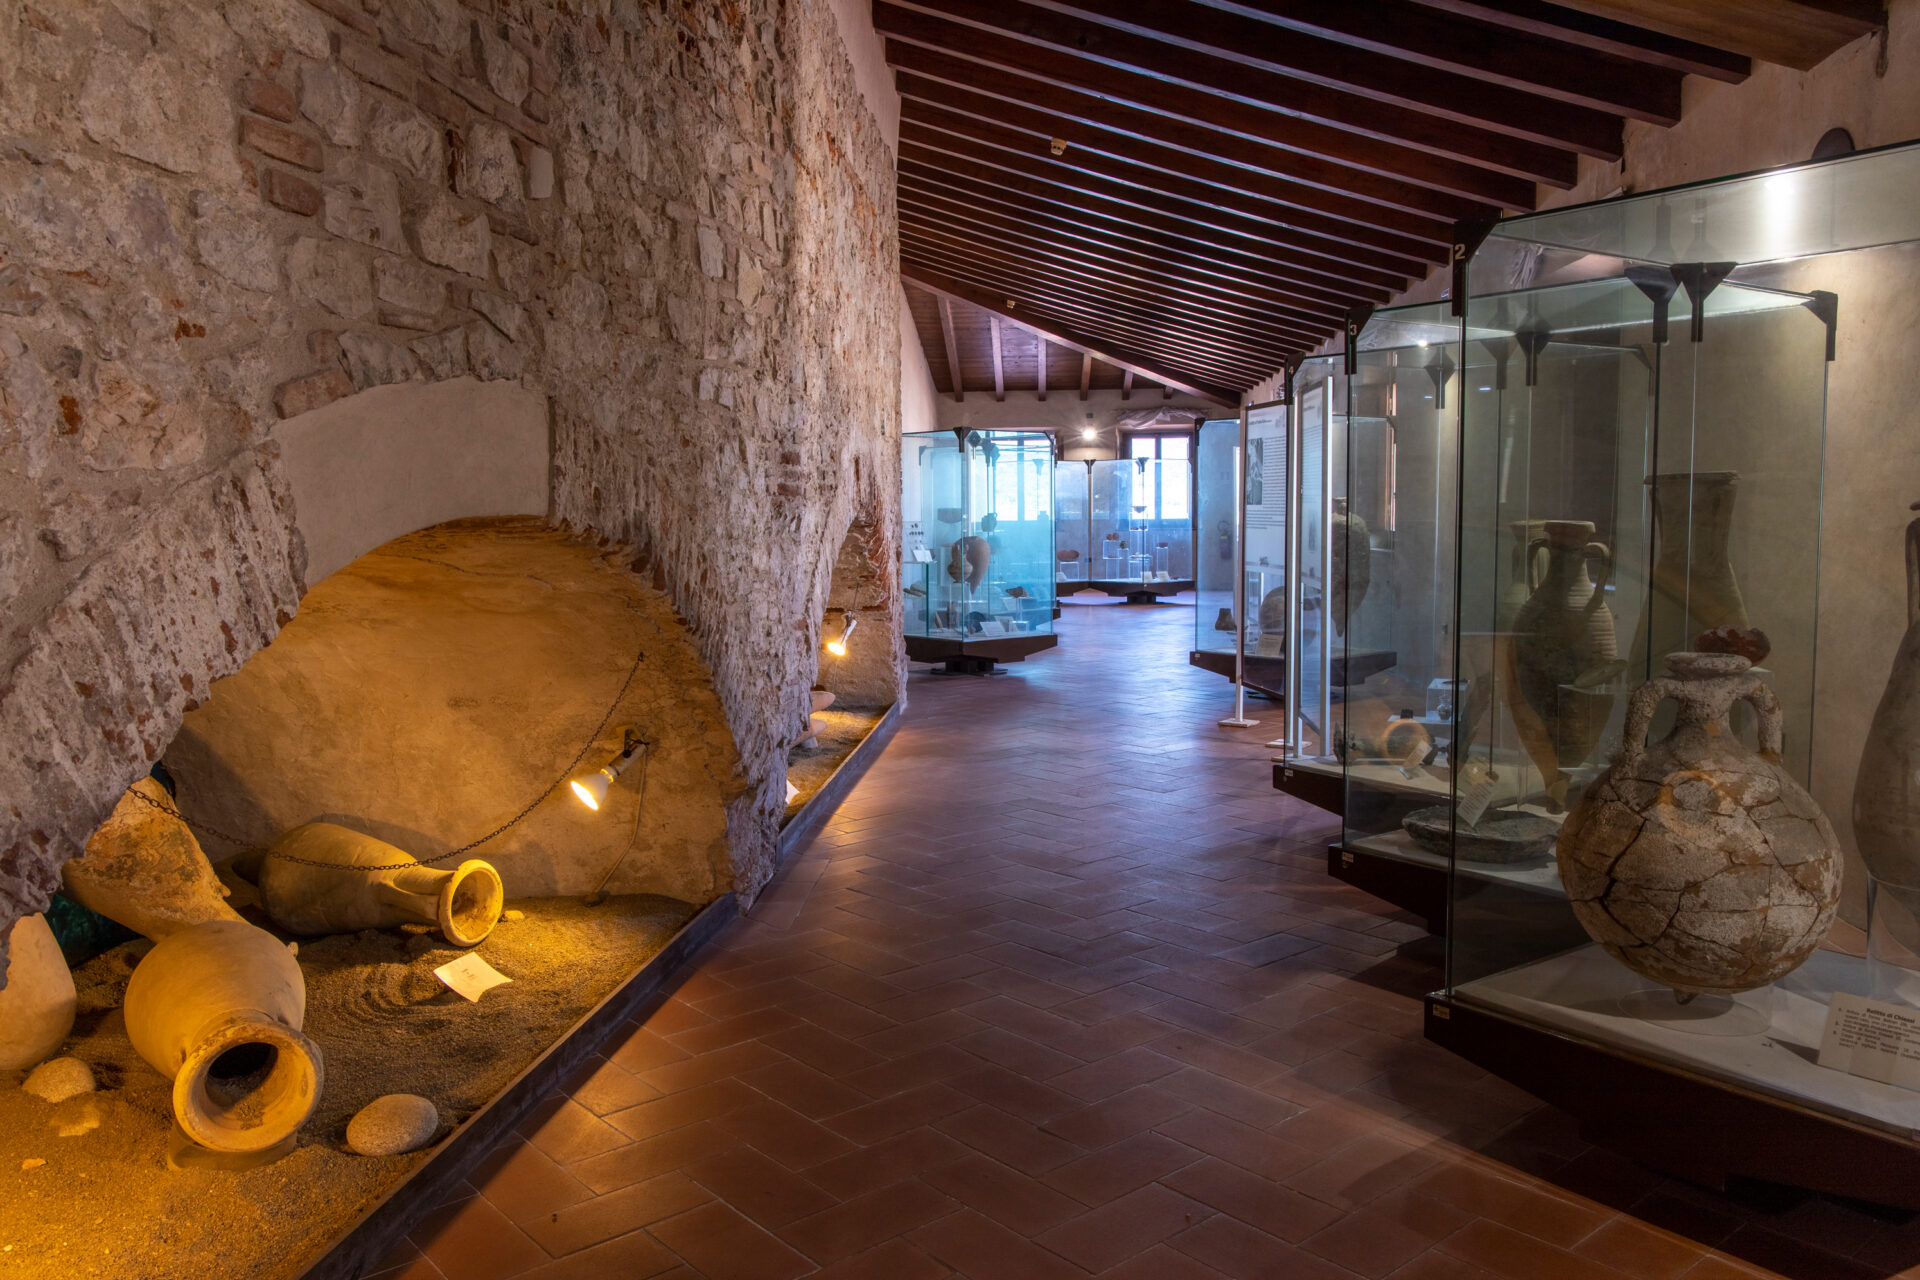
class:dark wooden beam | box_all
[1476,2,1722,79]
[900,99,1424,286]
[899,221,1333,352]
[895,68,1443,270]
[1037,338,1048,400]
[989,315,1006,401]
[881,1,1575,191]
[1051,0,1639,152]
[1080,354,1093,401]
[886,41,1460,239]
[903,249,1284,386]
[1189,0,1681,124]
[937,295,963,402]
[1164,383,1173,400]
[898,147,1395,305]
[899,179,1364,327]
[1122,370,1134,401]
[1405,0,1751,82]
[902,254,1281,387]
[900,175,1367,323]
[1544,0,1881,70]
[875,7,1531,212]
[903,263,1249,405]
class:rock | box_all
[414,196,492,278]
[223,0,331,61]
[367,97,444,186]
[0,264,45,316]
[525,146,555,201]
[375,257,447,316]
[338,332,419,390]
[194,216,280,293]
[299,62,361,146]
[502,909,525,921]
[470,291,524,341]
[276,367,355,418]
[697,225,725,278]
[288,237,375,319]
[348,1093,440,1156]
[21,1158,43,1170]
[77,50,236,179]
[388,0,467,58]
[458,120,523,210]
[465,321,523,381]
[409,327,468,381]
[480,31,531,105]
[323,161,405,253]
[22,1057,95,1104]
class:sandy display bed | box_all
[785,707,887,818]
[0,893,697,1280]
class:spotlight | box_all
[1080,427,1097,441]
[571,729,643,811]
[826,612,859,657]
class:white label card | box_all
[1818,991,1920,1090]
[434,952,513,1003]
[1456,763,1497,830]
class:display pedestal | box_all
[1330,842,1448,934]
[905,632,1058,671]
[1426,992,1920,1210]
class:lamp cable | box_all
[126,645,648,871]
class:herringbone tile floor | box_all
[379,603,1920,1280]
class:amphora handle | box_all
[1619,668,1784,772]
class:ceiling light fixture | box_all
[1081,427,1098,441]
[1050,138,1068,156]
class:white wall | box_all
[899,287,941,438]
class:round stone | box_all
[22,1057,95,1104]
[346,1093,439,1157]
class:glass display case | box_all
[901,429,1058,672]
[1428,139,1920,1208]
[1060,441,1196,602]
[1189,407,1290,698]
[1054,461,1090,590]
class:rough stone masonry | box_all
[0,0,906,976]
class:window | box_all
[1127,434,1191,521]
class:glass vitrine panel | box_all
[1195,418,1240,657]
[1242,401,1290,680]
[1287,363,1337,759]
[1089,459,1149,585]
[1055,461,1089,588]
[1336,302,1465,869]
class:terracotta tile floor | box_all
[387,603,1920,1280]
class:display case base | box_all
[1273,759,1343,815]
[1085,578,1195,602]
[1330,841,1447,934]
[1188,648,1286,699]
[906,632,1057,668]
[1424,995,1920,1211]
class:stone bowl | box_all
[1402,806,1559,865]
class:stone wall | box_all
[0,0,905,975]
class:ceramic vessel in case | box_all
[62,777,246,938]
[1556,653,1840,999]
[1855,502,1920,888]
[260,822,504,947]
[1511,520,1620,808]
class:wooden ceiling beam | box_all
[989,316,1006,401]
[900,98,1426,284]
[1122,369,1134,401]
[875,8,1527,213]
[901,244,1297,376]
[904,263,1251,405]
[880,1,1573,192]
[1040,0,1637,151]
[895,68,1443,270]
[1406,0,1750,81]
[1037,338,1048,401]
[886,43,1456,243]
[1080,354,1093,401]
[902,227,1336,358]
[900,187,1351,327]
[1187,0,1680,124]
[1542,0,1882,71]
[899,221,1335,350]
[898,149,1394,306]
[937,295,964,402]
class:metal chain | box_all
[122,645,647,871]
